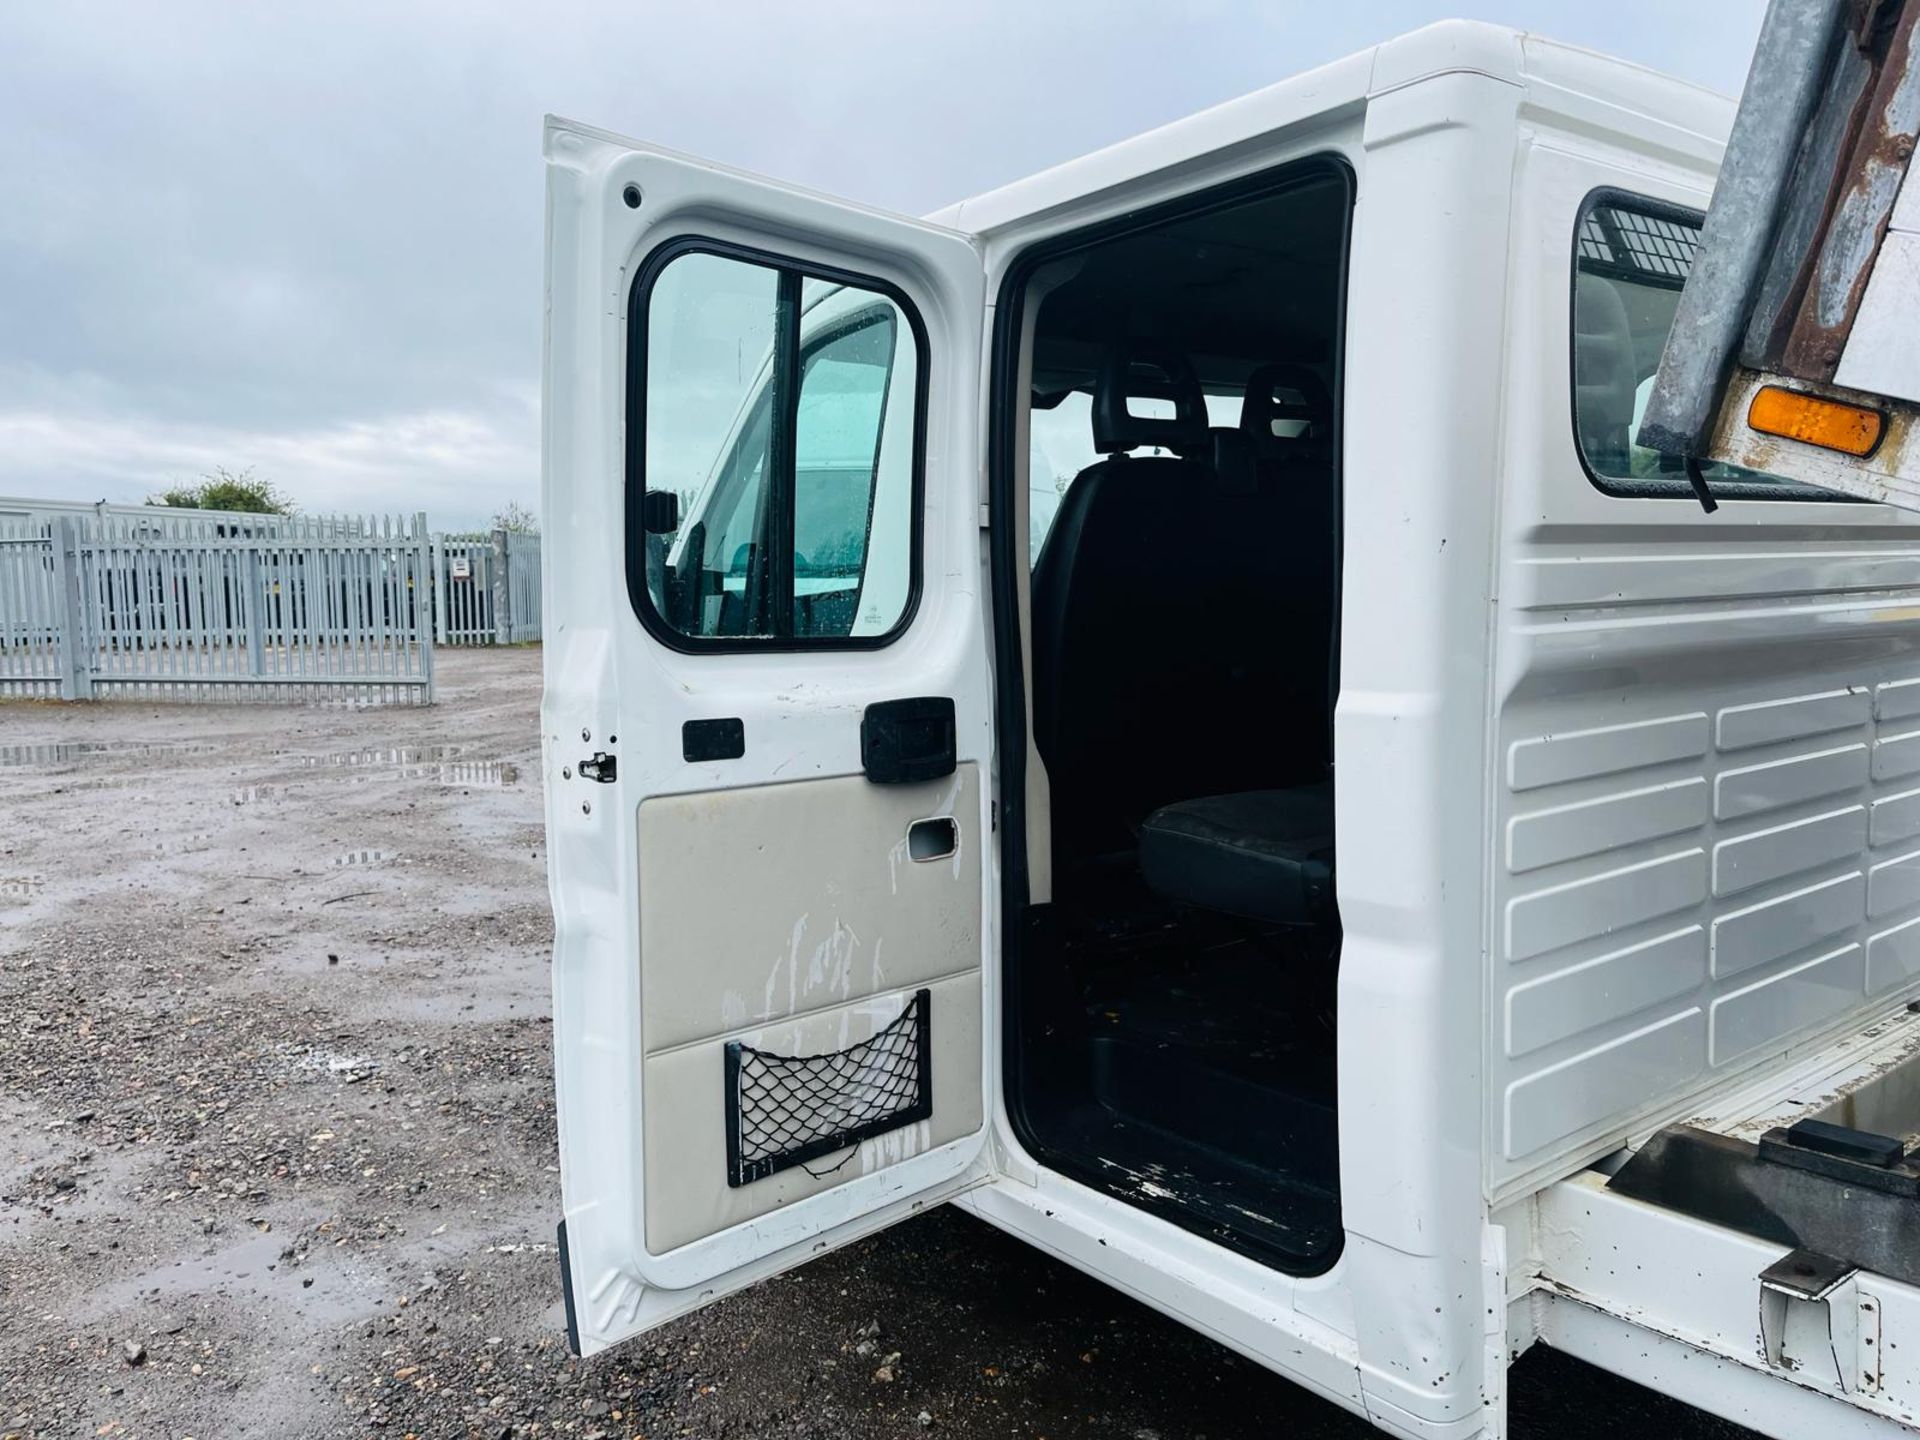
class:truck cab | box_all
[542,22,1920,1438]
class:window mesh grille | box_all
[1578,204,1700,288]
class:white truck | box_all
[541,14,1920,1438]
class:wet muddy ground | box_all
[0,647,1754,1439]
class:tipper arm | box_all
[1642,0,1920,509]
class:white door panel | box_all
[541,117,992,1356]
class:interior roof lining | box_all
[1024,175,1347,380]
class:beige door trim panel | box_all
[635,764,983,1253]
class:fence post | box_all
[431,534,449,646]
[245,547,266,677]
[491,526,510,646]
[416,513,436,703]
[48,516,92,700]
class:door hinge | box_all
[578,752,617,783]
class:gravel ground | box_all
[0,647,1758,1440]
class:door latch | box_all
[578,752,617,783]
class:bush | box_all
[150,467,293,515]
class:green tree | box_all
[492,500,539,533]
[150,467,294,514]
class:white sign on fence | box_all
[428,531,543,647]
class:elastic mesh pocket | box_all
[724,989,932,1187]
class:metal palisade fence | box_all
[503,529,542,644]
[433,536,499,646]
[431,528,543,647]
[1,511,438,705]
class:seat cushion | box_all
[1138,785,1335,925]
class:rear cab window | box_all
[1571,191,1835,502]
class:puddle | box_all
[428,759,518,787]
[278,746,516,787]
[329,848,394,869]
[152,833,214,856]
[0,740,220,768]
[72,1230,386,1330]
[285,745,466,769]
[380,984,545,1025]
[47,774,142,794]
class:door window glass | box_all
[635,248,922,644]
[794,309,900,635]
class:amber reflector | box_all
[1748,385,1884,457]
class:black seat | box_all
[1139,785,1334,925]
[1233,363,1339,776]
[1135,363,1341,928]
[1032,346,1223,864]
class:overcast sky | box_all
[0,1,1764,530]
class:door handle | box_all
[861,697,955,785]
[906,816,958,862]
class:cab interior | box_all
[1000,164,1351,1272]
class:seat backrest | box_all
[1032,348,1211,860]
[1032,350,1337,866]
[1240,363,1340,778]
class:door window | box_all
[634,246,923,644]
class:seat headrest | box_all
[1241,363,1333,460]
[1091,346,1208,458]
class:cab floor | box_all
[1017,880,1344,1272]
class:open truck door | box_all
[540,118,994,1356]
[1642,0,1920,508]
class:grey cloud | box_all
[0,0,1762,528]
